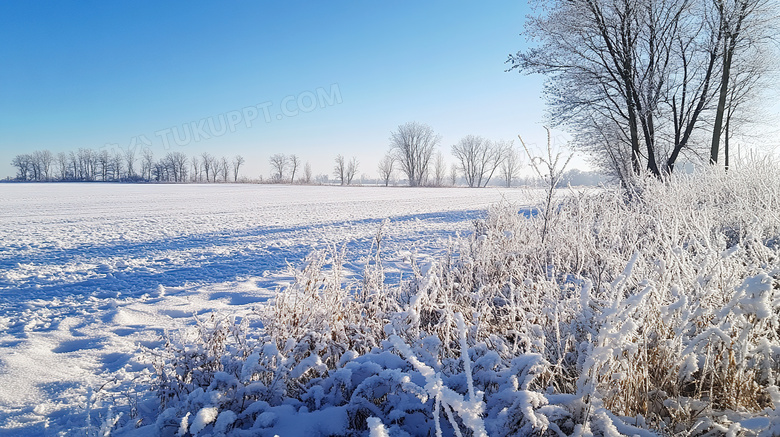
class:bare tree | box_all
[142,149,155,181]
[709,0,775,165]
[68,151,78,180]
[511,0,704,178]
[124,147,136,178]
[97,150,110,181]
[512,0,778,180]
[377,154,395,187]
[26,152,41,181]
[153,157,168,182]
[346,157,359,185]
[34,150,53,181]
[451,135,506,187]
[303,162,312,184]
[499,142,521,187]
[11,154,31,181]
[449,164,458,186]
[208,155,220,182]
[269,153,288,182]
[111,150,124,180]
[166,152,188,182]
[219,156,229,182]
[191,155,201,182]
[334,154,346,185]
[719,50,772,169]
[163,153,174,182]
[432,151,447,186]
[77,148,95,181]
[201,152,213,182]
[232,155,245,182]
[389,122,440,187]
[56,152,69,180]
[289,154,300,183]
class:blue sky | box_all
[0,1,570,180]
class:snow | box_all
[3,165,779,436]
[0,183,532,436]
[367,416,390,437]
[189,406,218,435]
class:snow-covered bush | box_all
[124,162,780,436]
[147,314,252,411]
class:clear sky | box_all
[0,1,573,180]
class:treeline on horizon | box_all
[8,148,248,184]
[7,146,606,187]
[9,119,617,188]
[9,122,612,187]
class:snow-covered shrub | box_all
[127,162,780,436]
[250,244,394,404]
[147,314,252,411]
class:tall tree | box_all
[56,152,69,180]
[208,155,220,182]
[69,151,79,180]
[509,0,735,179]
[303,162,313,184]
[201,152,213,182]
[97,150,110,181]
[232,155,245,182]
[389,122,440,187]
[289,154,300,183]
[35,150,53,181]
[77,148,95,181]
[111,150,124,180]
[432,151,447,187]
[269,154,287,182]
[166,152,188,182]
[345,157,359,185]
[11,154,31,181]
[719,50,770,169]
[124,147,136,178]
[191,155,201,182]
[709,0,773,164]
[449,164,458,186]
[377,154,395,187]
[334,154,346,185]
[142,149,155,181]
[219,156,229,182]
[500,143,521,187]
[451,135,506,187]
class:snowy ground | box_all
[0,183,532,436]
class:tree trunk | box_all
[710,44,733,164]
[627,102,642,174]
[724,114,730,171]
[711,0,748,165]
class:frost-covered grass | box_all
[129,162,780,436]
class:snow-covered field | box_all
[0,183,532,436]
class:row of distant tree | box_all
[265,153,361,186]
[267,145,601,187]
[376,122,528,188]
[266,122,600,188]
[10,122,601,187]
[10,148,247,183]
[261,122,528,188]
